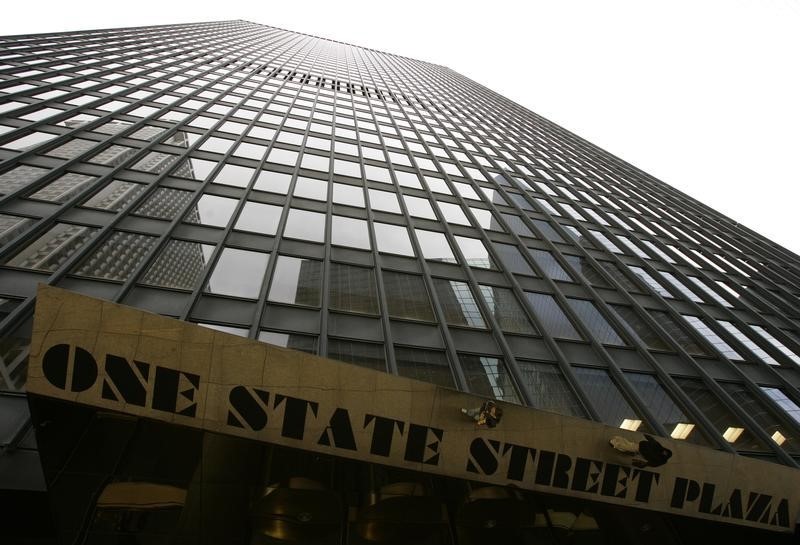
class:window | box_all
[517,361,585,417]
[188,194,238,227]
[395,347,454,388]
[529,249,571,281]
[368,189,400,213]
[235,202,282,235]
[82,180,145,212]
[682,315,742,360]
[493,243,535,276]
[627,265,672,297]
[327,339,385,371]
[750,325,800,366]
[649,310,708,356]
[140,240,213,290]
[567,298,625,345]
[294,176,328,201]
[572,367,652,432]
[374,223,414,256]
[525,293,582,341]
[284,209,325,243]
[383,271,434,321]
[73,231,157,282]
[259,330,318,354]
[415,229,456,263]
[760,387,800,426]
[454,236,495,269]
[433,279,485,328]
[5,223,98,272]
[716,320,778,365]
[478,285,536,334]
[329,263,379,314]
[206,248,269,299]
[403,195,437,219]
[719,382,799,453]
[268,255,322,306]
[611,305,670,350]
[331,215,370,249]
[459,355,520,403]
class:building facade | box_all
[0,20,799,544]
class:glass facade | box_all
[1,20,800,544]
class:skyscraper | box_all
[1,20,799,544]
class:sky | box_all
[3,0,799,255]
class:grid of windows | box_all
[0,20,799,467]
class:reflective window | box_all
[454,236,495,269]
[329,263,379,314]
[395,347,454,388]
[415,229,456,263]
[760,387,800,426]
[0,165,48,195]
[383,271,434,321]
[184,194,238,227]
[82,180,145,212]
[517,361,585,417]
[717,320,778,365]
[235,202,282,235]
[478,285,536,334]
[649,310,708,356]
[566,298,625,345]
[5,223,98,272]
[493,243,535,276]
[73,231,157,281]
[331,215,370,249]
[625,373,709,445]
[368,189,400,213]
[719,382,799,454]
[529,249,571,281]
[460,355,521,403]
[332,183,365,207]
[628,265,672,297]
[403,195,437,219]
[374,223,414,256]
[28,173,95,203]
[0,214,34,247]
[294,176,328,201]
[327,339,385,371]
[573,367,652,432]
[268,255,322,306]
[433,279,485,328]
[212,164,254,188]
[140,240,213,290]
[750,325,800,365]
[284,209,325,243]
[438,202,470,225]
[682,315,742,360]
[661,272,703,303]
[266,147,299,166]
[501,213,534,237]
[258,330,318,354]
[253,170,292,194]
[206,248,269,299]
[610,305,670,351]
[136,187,195,220]
[532,219,564,242]
[525,292,583,341]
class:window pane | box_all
[494,243,535,276]
[0,214,34,247]
[760,387,800,426]
[235,202,282,235]
[259,330,318,354]
[206,248,269,299]
[329,263,379,314]
[368,189,400,213]
[383,271,434,321]
[478,285,536,334]
[268,255,322,306]
[459,355,520,403]
[649,310,709,356]
[611,305,670,351]
[189,194,238,227]
[682,315,742,360]
[82,180,145,212]
[403,195,437,219]
[433,279,485,328]
[567,298,625,345]
[750,325,800,365]
[416,229,456,263]
[213,164,255,188]
[73,231,157,281]
[136,187,194,220]
[332,183,365,207]
[327,339,385,371]
[294,176,328,201]
[518,361,585,417]
[140,240,213,290]
[28,173,95,202]
[454,236,495,269]
[719,382,799,454]
[573,367,652,432]
[253,170,292,194]
[525,292,582,340]
[717,320,778,365]
[395,347,454,388]
[284,209,325,243]
[5,223,98,272]
[625,372,709,446]
[374,223,414,256]
[438,202,470,225]
[331,215,370,249]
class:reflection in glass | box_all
[611,305,670,351]
[140,240,213,290]
[253,170,292,194]
[258,330,317,354]
[0,165,49,195]
[719,382,799,454]
[567,298,625,345]
[327,338,385,371]
[573,367,652,432]
[0,214,34,247]
[525,292,582,340]
[5,223,98,272]
[268,255,322,306]
[454,236,495,269]
[374,223,414,256]
[403,195,437,219]
[459,355,520,403]
[206,248,269,299]
[368,189,400,213]
[517,361,585,417]
[760,387,800,426]
[478,285,536,334]
[433,279,485,328]
[329,263,379,314]
[682,315,742,360]
[438,202,470,225]
[284,209,325,243]
[190,194,238,227]
[493,243,534,275]
[383,271,434,321]
[331,216,370,249]
[332,183,365,207]
[649,310,709,356]
[82,180,145,212]
[529,249,571,281]
[213,164,255,188]
[294,176,328,201]
[28,173,95,203]
[235,202,282,235]
[73,231,157,281]
[395,347,454,388]
[136,187,194,220]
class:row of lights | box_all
[618,419,787,446]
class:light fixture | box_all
[722,427,744,443]
[670,423,695,440]
[771,430,786,446]
[619,419,642,431]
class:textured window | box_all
[82,180,145,212]
[135,187,194,220]
[0,214,34,247]
[625,373,709,446]
[455,236,495,269]
[28,173,95,203]
[327,339,385,371]
[374,223,414,256]
[689,277,733,307]
[206,248,269,299]
[649,310,708,356]
[517,361,585,417]
[478,285,536,334]
[416,229,456,263]
[529,249,571,281]
[674,377,767,451]
[329,263,379,314]
[610,305,670,351]
[719,382,799,454]
[531,219,564,242]
[433,279,485,328]
[73,231,157,282]
[716,320,778,365]
[383,271,435,321]
[0,165,49,195]
[627,265,672,297]
[501,213,534,237]
[235,202,282,235]
[493,243,535,276]
[140,240,213,290]
[682,315,742,360]
[395,347,454,388]
[572,367,652,432]
[459,355,521,403]
[567,298,625,345]
[284,209,325,243]
[525,292,582,340]
[760,387,800,426]
[5,223,98,272]
[331,215,370,249]
[660,272,703,303]
[258,331,318,354]
[750,325,800,366]
[268,255,322,306]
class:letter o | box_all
[42,344,98,392]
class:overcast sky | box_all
[3,0,799,255]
